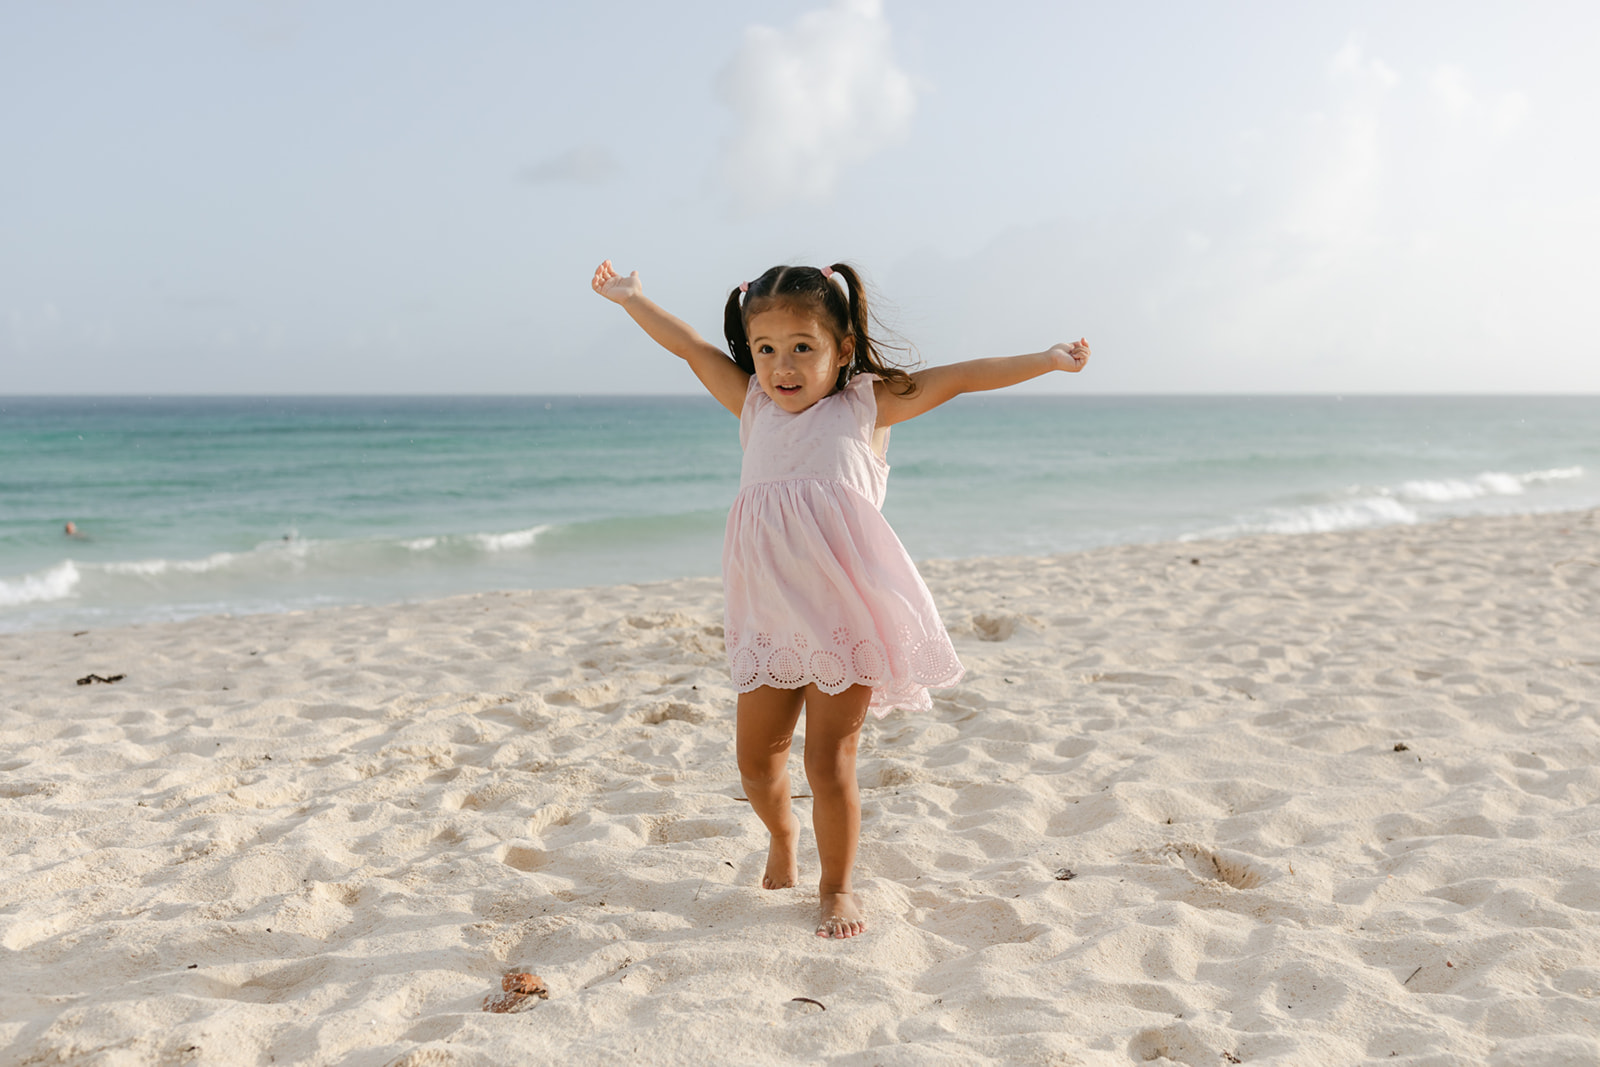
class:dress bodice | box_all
[737,374,888,509]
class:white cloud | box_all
[1492,91,1529,135]
[881,43,1590,393]
[1328,39,1398,92]
[1430,64,1473,117]
[1277,42,1396,250]
[717,0,916,211]
[1429,64,1529,136]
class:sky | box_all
[3,1,1598,395]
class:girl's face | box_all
[746,305,854,414]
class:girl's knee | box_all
[738,749,789,784]
[739,765,781,788]
[803,749,858,791]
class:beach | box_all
[3,508,1598,1065]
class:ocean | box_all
[2,395,1596,633]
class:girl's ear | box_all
[838,333,856,366]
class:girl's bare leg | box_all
[802,683,871,938]
[736,686,805,889]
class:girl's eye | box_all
[757,345,774,354]
[795,344,810,352]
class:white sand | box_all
[3,509,1599,1066]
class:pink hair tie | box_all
[738,281,749,293]
[820,266,834,279]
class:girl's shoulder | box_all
[843,372,880,402]
[839,372,882,430]
[846,371,880,404]
[738,374,764,449]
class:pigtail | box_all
[724,286,754,375]
[828,263,918,396]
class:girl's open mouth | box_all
[776,384,802,394]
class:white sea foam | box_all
[1391,467,1585,504]
[12,528,552,614]
[1288,496,1421,532]
[95,538,328,579]
[1395,467,1580,505]
[0,561,82,607]
[1188,496,1421,540]
[469,525,550,552]
[1187,464,1589,542]
[103,551,244,576]
[1394,475,1518,503]
[100,558,173,577]
[1523,466,1585,483]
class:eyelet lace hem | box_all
[727,624,964,715]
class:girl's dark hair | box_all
[723,263,918,396]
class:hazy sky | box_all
[5,1,1598,394]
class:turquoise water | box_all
[3,395,1597,632]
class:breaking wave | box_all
[1187,466,1587,540]
[0,523,560,611]
[0,561,82,607]
[1391,466,1583,504]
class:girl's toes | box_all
[815,916,866,939]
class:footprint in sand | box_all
[971,612,1022,642]
[1164,844,1266,889]
[499,845,552,872]
[1128,1022,1212,1065]
[639,701,707,725]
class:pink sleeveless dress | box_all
[723,373,964,717]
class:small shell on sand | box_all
[502,973,548,996]
[482,973,548,1012]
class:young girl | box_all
[591,259,1089,938]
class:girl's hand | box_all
[1049,338,1090,372]
[591,259,643,305]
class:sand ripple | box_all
[2,509,1598,1064]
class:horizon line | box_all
[5,391,1600,401]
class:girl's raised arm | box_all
[591,260,750,416]
[874,340,1090,428]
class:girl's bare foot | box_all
[762,825,799,889]
[815,891,866,938]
